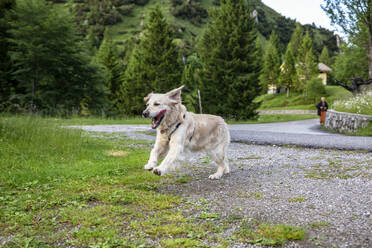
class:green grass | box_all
[236,222,306,246]
[354,122,372,136]
[255,86,352,111]
[0,116,199,247]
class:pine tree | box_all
[7,0,107,114]
[288,23,303,60]
[121,6,182,115]
[198,0,261,119]
[97,29,124,113]
[259,31,281,94]
[279,43,296,97]
[319,46,331,66]
[0,0,15,111]
[181,53,203,113]
[296,31,318,91]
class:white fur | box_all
[143,86,230,179]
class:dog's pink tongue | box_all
[152,119,156,129]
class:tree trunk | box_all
[286,86,290,98]
[368,36,372,79]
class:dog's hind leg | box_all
[208,140,229,179]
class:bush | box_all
[117,4,135,16]
[332,92,372,115]
[171,2,207,25]
[305,77,326,103]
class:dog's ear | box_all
[144,92,153,102]
[166,85,184,104]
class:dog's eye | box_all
[154,103,160,106]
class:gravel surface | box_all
[161,143,372,247]
[71,122,372,247]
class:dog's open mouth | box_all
[152,109,166,129]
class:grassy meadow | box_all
[0,116,307,247]
[256,86,352,110]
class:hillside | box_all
[54,0,338,56]
[255,86,352,110]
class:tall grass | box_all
[0,116,112,186]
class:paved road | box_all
[229,119,372,151]
[71,119,372,151]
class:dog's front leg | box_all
[144,136,168,171]
[152,131,184,176]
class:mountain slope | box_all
[56,0,338,57]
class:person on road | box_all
[316,97,328,124]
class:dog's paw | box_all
[208,173,223,180]
[152,167,163,176]
[144,163,154,171]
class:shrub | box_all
[305,77,326,103]
[117,4,135,16]
[171,2,207,25]
[332,92,372,115]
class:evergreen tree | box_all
[121,6,182,115]
[259,31,281,94]
[279,43,296,97]
[319,46,331,66]
[198,0,261,119]
[181,53,203,113]
[0,0,15,111]
[7,0,107,114]
[97,29,124,113]
[288,23,303,60]
[296,31,317,91]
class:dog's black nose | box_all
[142,110,149,118]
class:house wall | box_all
[318,72,327,85]
[267,84,277,94]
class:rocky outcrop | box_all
[325,110,372,133]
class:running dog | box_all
[142,86,230,179]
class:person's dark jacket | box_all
[316,101,328,116]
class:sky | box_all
[261,0,337,33]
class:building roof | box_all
[318,63,332,72]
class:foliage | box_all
[171,0,208,26]
[0,0,15,112]
[6,0,107,115]
[260,31,281,93]
[296,31,318,91]
[322,0,372,78]
[120,6,182,115]
[198,0,262,120]
[305,77,326,103]
[279,42,296,96]
[332,92,372,115]
[287,23,303,59]
[332,43,369,83]
[97,29,124,115]
[181,53,203,113]
[319,46,331,66]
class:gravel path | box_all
[162,143,372,247]
[71,122,372,247]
